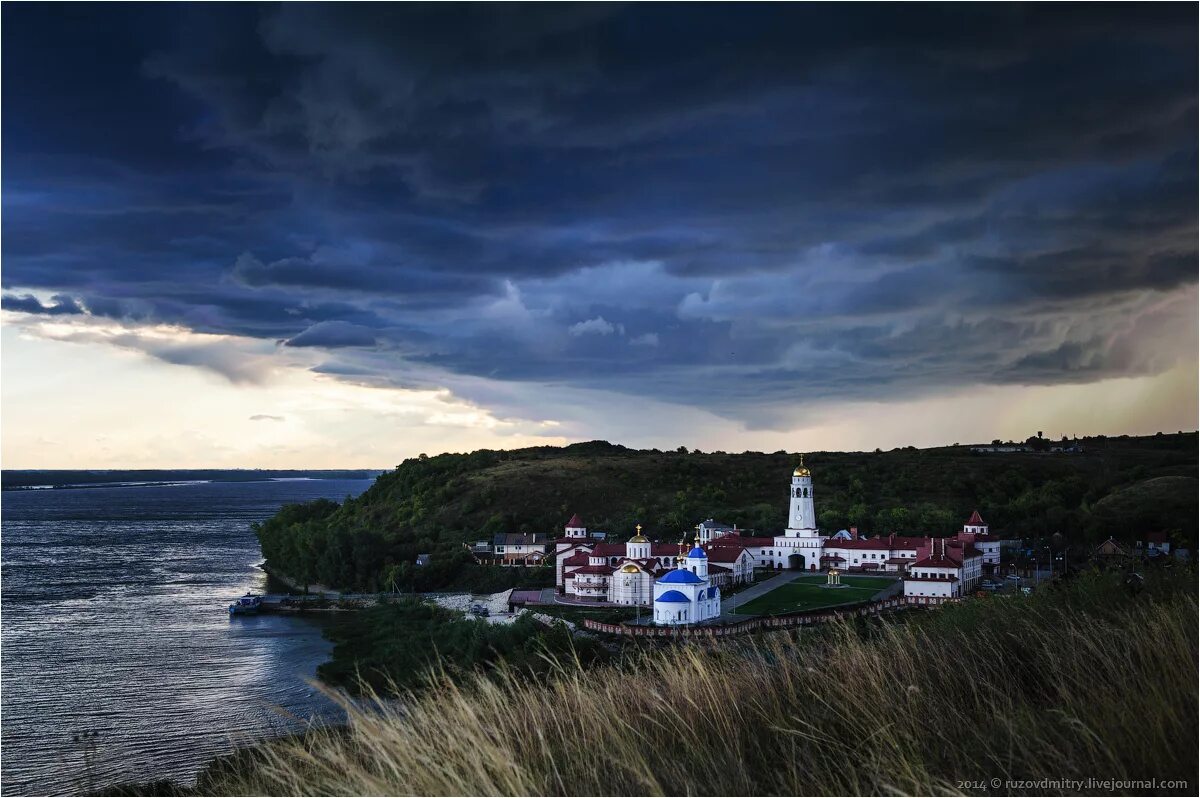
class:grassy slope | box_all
[255,433,1198,592]
[196,567,1198,796]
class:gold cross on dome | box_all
[636,524,642,534]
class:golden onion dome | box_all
[793,454,811,478]
[628,523,648,543]
[620,563,641,574]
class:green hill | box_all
[254,433,1197,592]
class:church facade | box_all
[652,543,722,625]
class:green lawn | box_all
[736,574,897,616]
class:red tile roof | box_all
[823,538,894,551]
[707,533,775,548]
[562,553,590,566]
[890,535,931,549]
[706,547,751,563]
[966,510,985,525]
[912,555,959,568]
[566,513,583,528]
[587,542,671,556]
[573,564,614,575]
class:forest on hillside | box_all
[253,433,1197,592]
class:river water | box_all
[0,477,375,795]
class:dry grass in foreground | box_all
[203,573,1197,796]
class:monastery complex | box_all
[553,458,1018,625]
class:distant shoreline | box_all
[1,469,384,491]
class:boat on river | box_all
[228,594,262,615]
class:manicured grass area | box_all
[736,574,897,616]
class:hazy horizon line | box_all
[5,427,1195,472]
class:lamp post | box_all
[1032,545,1052,585]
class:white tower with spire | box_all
[685,540,708,577]
[785,455,817,536]
[771,455,825,571]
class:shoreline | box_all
[257,562,341,597]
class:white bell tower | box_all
[786,455,817,536]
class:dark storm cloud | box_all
[1,293,85,316]
[2,3,1195,423]
[283,321,378,348]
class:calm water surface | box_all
[1,478,374,795]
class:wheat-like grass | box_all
[203,593,1198,796]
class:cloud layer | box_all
[2,3,1196,434]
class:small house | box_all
[1092,537,1128,564]
[1135,532,1171,557]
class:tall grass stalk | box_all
[207,589,1197,796]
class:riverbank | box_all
[259,562,340,597]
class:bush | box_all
[316,599,609,694]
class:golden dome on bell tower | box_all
[793,454,811,478]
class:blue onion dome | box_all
[659,569,704,584]
[656,589,690,603]
[687,545,707,559]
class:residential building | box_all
[492,532,550,565]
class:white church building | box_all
[652,542,721,625]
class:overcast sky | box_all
[2,3,1196,468]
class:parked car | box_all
[1004,574,1023,582]
[469,604,490,617]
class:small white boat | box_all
[228,594,262,615]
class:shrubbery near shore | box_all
[316,598,610,694]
